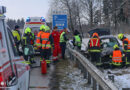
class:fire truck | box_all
[0,6,30,90]
[23,17,46,52]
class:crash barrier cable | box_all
[66,45,119,90]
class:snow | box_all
[59,65,92,90]
[104,68,130,89]
[115,74,130,89]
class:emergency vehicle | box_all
[0,6,30,90]
[23,17,46,52]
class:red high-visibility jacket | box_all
[89,38,100,47]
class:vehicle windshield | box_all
[101,38,119,48]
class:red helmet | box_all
[92,32,99,37]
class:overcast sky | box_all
[0,0,50,19]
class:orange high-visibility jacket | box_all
[112,50,122,63]
[40,32,51,49]
[123,38,130,49]
[36,31,44,48]
[89,38,100,47]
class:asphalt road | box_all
[29,56,54,90]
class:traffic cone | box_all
[41,59,47,74]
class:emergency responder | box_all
[118,33,130,65]
[60,28,69,59]
[73,30,82,50]
[40,26,54,67]
[22,27,35,64]
[31,31,35,45]
[110,44,123,67]
[12,25,21,54]
[36,25,46,61]
[52,26,61,63]
[88,32,102,65]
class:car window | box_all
[0,22,10,62]
[101,38,119,48]
[7,28,19,56]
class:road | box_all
[29,56,54,90]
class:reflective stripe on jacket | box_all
[112,50,122,63]
[12,30,21,41]
[41,32,51,49]
[60,32,65,43]
[89,38,100,47]
[36,31,44,47]
[74,35,81,46]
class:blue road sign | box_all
[53,15,67,30]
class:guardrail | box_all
[66,46,118,90]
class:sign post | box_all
[52,14,67,30]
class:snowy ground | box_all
[104,67,130,89]
[59,65,90,90]
[81,35,130,89]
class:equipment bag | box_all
[24,45,35,55]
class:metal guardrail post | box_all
[83,69,87,78]
[93,78,97,90]
[108,75,114,82]
[88,73,91,84]
[99,85,103,90]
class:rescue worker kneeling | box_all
[110,44,123,67]
[88,32,102,66]
[40,26,54,67]
[22,27,35,64]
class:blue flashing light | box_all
[40,17,46,22]
[26,17,31,22]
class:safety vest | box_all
[89,38,100,47]
[36,31,44,48]
[60,32,66,43]
[74,35,81,46]
[12,30,21,41]
[41,32,51,49]
[112,50,122,65]
[123,38,130,50]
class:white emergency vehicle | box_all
[23,17,46,51]
[0,6,30,90]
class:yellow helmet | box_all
[40,25,45,31]
[118,33,124,40]
[113,44,119,49]
[25,27,31,34]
